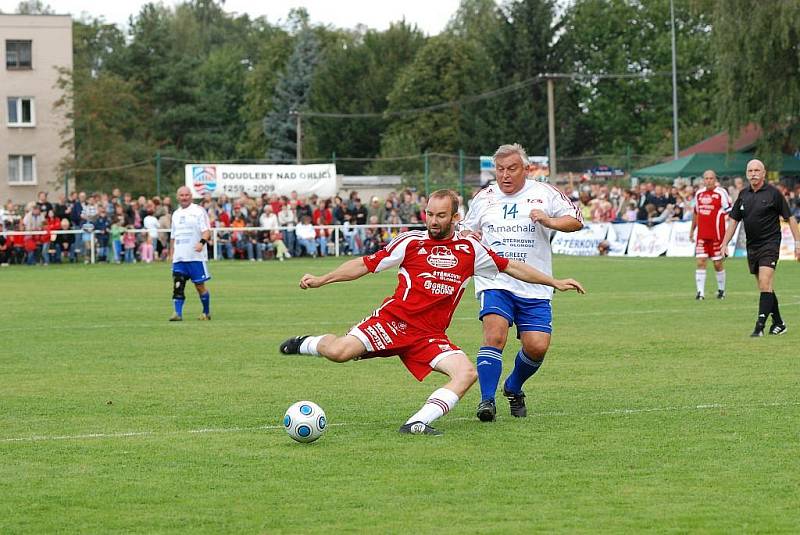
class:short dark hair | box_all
[428,189,459,215]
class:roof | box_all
[679,123,762,157]
[631,152,800,178]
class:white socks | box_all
[716,270,726,291]
[695,269,706,295]
[299,335,324,356]
[405,388,460,425]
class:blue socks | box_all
[503,350,543,394]
[476,346,503,402]
[200,292,210,315]
[173,298,185,317]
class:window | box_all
[8,155,36,185]
[6,40,32,69]
[7,97,35,126]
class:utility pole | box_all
[294,111,303,164]
[670,0,679,159]
[546,76,557,180]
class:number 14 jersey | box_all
[461,180,582,300]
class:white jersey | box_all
[462,180,582,300]
[171,203,210,262]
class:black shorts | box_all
[747,245,779,275]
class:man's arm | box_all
[194,229,211,253]
[787,216,800,261]
[530,210,583,232]
[689,209,697,240]
[719,217,739,255]
[502,259,585,294]
[300,257,370,289]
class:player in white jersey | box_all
[169,186,212,321]
[461,143,583,421]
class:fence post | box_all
[424,152,430,196]
[90,231,96,264]
[212,227,218,260]
[334,226,340,257]
[156,151,162,198]
[458,149,465,199]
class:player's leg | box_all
[475,290,514,422]
[755,257,785,335]
[171,265,188,321]
[752,263,776,337]
[695,241,708,299]
[502,298,553,418]
[401,351,476,435]
[712,256,726,299]
[280,333,368,363]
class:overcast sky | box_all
[0,0,464,35]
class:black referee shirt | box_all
[729,183,791,249]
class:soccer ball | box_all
[283,401,327,443]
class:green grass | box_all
[1,257,799,533]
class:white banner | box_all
[607,223,634,256]
[184,163,337,199]
[627,223,673,257]
[666,221,694,257]
[552,223,609,256]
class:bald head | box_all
[177,186,193,208]
[702,169,717,190]
[746,159,766,191]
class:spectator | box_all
[122,226,136,263]
[110,217,123,263]
[143,208,160,259]
[278,202,297,256]
[295,214,317,257]
[231,214,255,260]
[270,230,291,261]
[54,218,73,263]
[139,235,154,263]
[313,199,333,257]
[36,191,53,214]
[94,207,111,262]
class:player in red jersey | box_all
[690,170,731,300]
[279,190,585,435]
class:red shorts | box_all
[696,238,723,260]
[347,311,463,381]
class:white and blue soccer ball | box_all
[283,401,327,443]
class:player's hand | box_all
[530,209,552,227]
[459,229,482,241]
[299,274,322,289]
[194,243,204,253]
[554,278,586,294]
[721,242,729,258]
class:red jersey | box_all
[361,230,509,335]
[694,186,731,241]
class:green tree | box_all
[559,0,715,160]
[712,1,800,159]
[15,0,53,14]
[307,21,426,173]
[263,10,320,161]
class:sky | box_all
[0,0,464,35]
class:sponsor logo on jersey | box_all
[438,344,452,352]
[427,245,458,268]
[192,166,217,195]
[418,247,428,254]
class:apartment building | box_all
[1,14,73,206]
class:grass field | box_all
[1,256,799,533]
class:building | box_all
[1,14,73,206]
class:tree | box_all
[15,0,53,14]
[263,10,320,161]
[712,1,800,159]
[307,21,426,173]
[559,0,715,161]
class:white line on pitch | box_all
[2,400,797,444]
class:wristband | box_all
[200,238,208,245]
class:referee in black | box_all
[721,159,800,337]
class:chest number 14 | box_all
[502,203,518,219]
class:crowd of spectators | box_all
[0,188,444,266]
[563,177,800,226]
[2,178,798,266]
